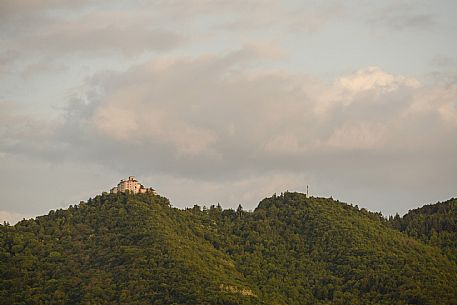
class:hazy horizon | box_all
[1,0,456,224]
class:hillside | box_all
[389,198,457,263]
[1,192,457,304]
[0,194,259,305]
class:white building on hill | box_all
[110,176,156,194]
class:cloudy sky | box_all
[1,0,457,224]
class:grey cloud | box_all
[53,52,456,181]
[386,14,434,30]
[368,3,435,31]
[0,151,120,218]
[0,50,19,75]
[20,60,68,79]
[0,0,107,20]
[286,3,345,32]
[3,12,183,57]
[210,1,344,33]
[430,55,456,67]
[2,48,456,216]
[23,25,182,56]
[0,3,184,74]
[0,0,343,67]
[0,102,65,160]
[428,56,457,85]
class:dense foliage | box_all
[1,192,457,304]
[389,198,457,263]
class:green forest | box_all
[1,192,457,304]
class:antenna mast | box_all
[306,185,309,197]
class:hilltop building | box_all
[110,176,156,194]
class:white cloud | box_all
[338,66,420,93]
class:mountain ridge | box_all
[1,192,457,304]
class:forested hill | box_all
[389,198,457,263]
[2,192,457,305]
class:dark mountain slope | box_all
[0,193,260,305]
[1,192,457,304]
[389,198,457,262]
[203,193,457,305]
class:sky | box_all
[1,0,457,224]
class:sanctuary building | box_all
[110,176,156,194]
